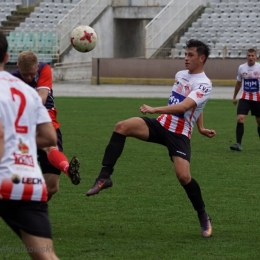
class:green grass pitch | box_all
[0,97,260,260]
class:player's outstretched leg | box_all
[68,156,81,185]
[86,176,113,196]
[86,132,126,196]
[198,212,212,238]
[183,178,212,238]
[47,147,81,185]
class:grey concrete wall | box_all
[92,58,245,80]
[114,19,150,58]
[113,6,164,18]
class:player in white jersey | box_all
[0,32,59,260]
[230,48,260,151]
[86,39,216,238]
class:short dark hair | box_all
[247,48,257,54]
[186,39,211,63]
[0,31,8,63]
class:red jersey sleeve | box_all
[36,65,52,90]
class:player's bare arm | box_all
[0,120,4,160]
[196,112,216,138]
[140,97,196,115]
[233,81,242,105]
[36,122,57,149]
[37,88,49,105]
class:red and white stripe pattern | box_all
[238,62,260,101]
[157,70,212,138]
[0,178,47,201]
[241,91,260,101]
[0,71,51,202]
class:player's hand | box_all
[0,194,2,200]
[232,98,237,105]
[140,104,155,114]
[200,129,216,138]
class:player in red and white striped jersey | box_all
[0,32,59,260]
[86,39,216,238]
[230,48,260,151]
[157,69,212,139]
[0,72,50,201]
[11,51,81,201]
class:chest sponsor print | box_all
[243,78,259,92]
[168,91,185,118]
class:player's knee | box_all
[114,121,128,134]
[176,173,191,185]
[237,116,245,123]
[47,184,59,197]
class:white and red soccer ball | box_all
[70,25,97,53]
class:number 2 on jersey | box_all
[10,88,28,134]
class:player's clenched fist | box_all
[140,104,155,114]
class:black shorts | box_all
[0,200,52,239]
[237,99,260,117]
[37,128,63,175]
[142,117,191,162]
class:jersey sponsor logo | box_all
[253,71,259,78]
[11,174,42,185]
[198,85,209,93]
[168,91,185,105]
[11,174,21,184]
[196,91,204,98]
[184,85,190,92]
[168,91,185,118]
[22,177,43,185]
[243,78,259,92]
[13,153,34,167]
[18,139,29,154]
[15,139,34,167]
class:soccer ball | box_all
[70,25,97,53]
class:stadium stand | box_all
[174,0,260,59]
[3,0,79,63]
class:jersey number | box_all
[10,88,28,134]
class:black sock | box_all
[98,132,126,178]
[257,126,260,138]
[183,178,205,216]
[236,122,244,144]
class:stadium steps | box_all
[1,4,38,33]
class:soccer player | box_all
[86,39,216,238]
[230,48,260,151]
[0,32,59,260]
[11,51,81,200]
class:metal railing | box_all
[54,61,92,69]
[145,0,207,58]
[150,46,258,60]
[56,0,111,56]
[21,0,41,7]
[112,0,170,6]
